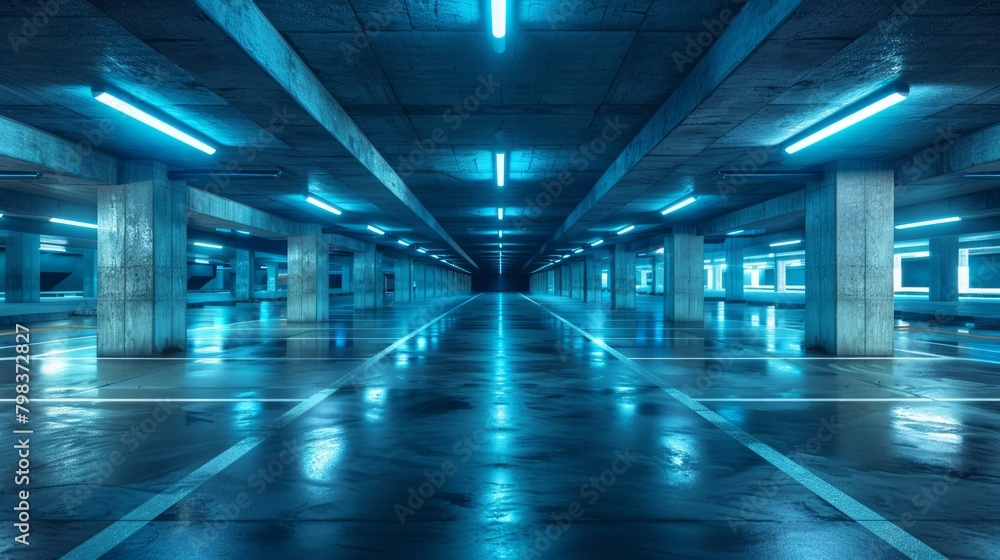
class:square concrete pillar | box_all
[395,256,412,302]
[413,260,427,300]
[288,228,329,322]
[4,233,40,303]
[664,226,705,323]
[805,160,894,356]
[561,264,572,297]
[266,264,278,292]
[230,248,252,302]
[725,242,745,302]
[929,236,960,302]
[584,256,602,303]
[551,267,562,296]
[98,161,186,356]
[353,244,382,310]
[611,244,636,310]
[571,260,585,299]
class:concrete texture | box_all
[584,255,603,303]
[81,248,97,299]
[929,236,960,303]
[395,256,412,303]
[570,260,585,299]
[413,260,427,300]
[287,227,329,322]
[97,161,187,356]
[664,226,704,323]
[353,244,382,310]
[724,241,745,303]
[4,233,40,303]
[229,249,252,302]
[612,244,636,310]
[805,160,894,356]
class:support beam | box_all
[664,227,705,323]
[4,233,40,303]
[725,240,746,303]
[97,161,186,356]
[571,260,584,299]
[353,244,382,310]
[699,191,806,237]
[584,256,602,303]
[805,161,894,356]
[929,236,960,302]
[81,248,97,298]
[611,244,635,310]
[287,226,329,322]
[413,260,427,300]
[0,115,116,184]
[191,0,476,269]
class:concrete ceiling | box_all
[1,0,1000,273]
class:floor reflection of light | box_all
[233,401,261,426]
[660,434,698,487]
[416,336,427,351]
[485,469,517,524]
[892,407,964,451]
[751,315,760,327]
[40,358,70,374]
[395,354,410,366]
[364,388,385,405]
[303,426,344,480]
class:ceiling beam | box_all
[0,115,116,185]
[191,0,477,270]
[698,190,805,237]
[524,0,806,270]
[895,122,1000,186]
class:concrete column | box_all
[611,244,635,310]
[584,256,602,303]
[4,233,41,303]
[97,161,186,356]
[805,160,894,356]
[395,256,412,303]
[266,264,278,292]
[724,242,744,302]
[929,236,960,302]
[546,269,555,294]
[561,264,572,297]
[571,260,584,299]
[287,228,329,322]
[353,244,382,310]
[413,260,427,300]
[230,248,252,301]
[664,226,705,323]
[81,248,97,298]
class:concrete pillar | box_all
[230,248,252,301]
[805,160,894,356]
[929,235,960,302]
[79,248,97,298]
[664,226,705,323]
[611,244,635,310]
[353,244,382,310]
[4,233,41,303]
[571,260,584,299]
[97,161,186,356]
[724,242,744,302]
[413,260,427,300]
[561,264,572,297]
[584,256,602,303]
[395,256,412,303]
[266,264,278,292]
[287,228,329,322]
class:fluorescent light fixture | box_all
[573,248,584,254]
[499,243,503,248]
[40,244,66,252]
[216,228,231,233]
[660,196,697,215]
[305,196,342,216]
[0,214,4,218]
[562,254,570,258]
[491,0,506,38]
[417,248,428,254]
[194,259,210,265]
[499,230,503,238]
[591,239,604,247]
[769,240,801,247]
[719,171,823,181]
[367,225,385,235]
[964,172,1000,179]
[784,83,909,155]
[727,230,745,236]
[895,216,962,230]
[49,217,97,229]
[236,230,250,235]
[616,225,635,235]
[496,152,506,187]
[655,247,664,254]
[0,171,42,180]
[193,242,223,249]
[397,239,411,247]
[92,87,217,155]
[431,255,440,259]
[498,208,504,220]
[168,169,281,181]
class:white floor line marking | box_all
[915,339,1000,356]
[0,398,307,403]
[894,348,946,358]
[520,294,946,560]
[0,357,370,362]
[628,356,944,361]
[0,335,97,350]
[60,294,481,560]
[694,397,1000,403]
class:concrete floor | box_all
[2,294,998,559]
